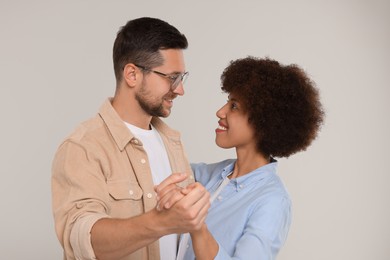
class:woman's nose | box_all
[216,104,227,118]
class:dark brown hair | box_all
[113,17,188,83]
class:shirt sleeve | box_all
[214,196,291,260]
[70,214,108,260]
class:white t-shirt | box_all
[125,122,178,260]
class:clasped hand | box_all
[154,173,210,233]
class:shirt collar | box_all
[220,159,279,189]
[220,162,235,179]
[98,98,181,151]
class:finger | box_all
[180,188,190,196]
[182,182,197,192]
[192,188,210,214]
[157,183,181,201]
[156,185,183,211]
[176,182,197,196]
[194,198,210,229]
[155,173,188,193]
[182,191,210,231]
[162,191,185,209]
[157,187,184,209]
[175,183,209,209]
[162,183,206,210]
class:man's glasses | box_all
[135,64,189,91]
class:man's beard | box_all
[135,83,172,118]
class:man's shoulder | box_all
[61,114,106,145]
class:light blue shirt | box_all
[183,159,291,260]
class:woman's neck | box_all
[229,148,270,179]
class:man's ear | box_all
[123,63,139,87]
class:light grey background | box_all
[1,0,389,259]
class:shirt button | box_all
[146,193,153,199]
[129,190,134,195]
[133,139,139,144]
[217,196,223,201]
[239,184,244,189]
[186,244,189,248]
[141,159,146,164]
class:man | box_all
[52,17,210,260]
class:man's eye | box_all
[169,74,180,81]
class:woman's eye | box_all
[226,98,239,110]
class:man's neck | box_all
[111,93,152,130]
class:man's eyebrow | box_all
[170,71,183,76]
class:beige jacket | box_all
[52,98,194,260]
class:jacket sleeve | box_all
[52,141,110,259]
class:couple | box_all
[51,17,324,260]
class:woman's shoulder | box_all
[191,159,235,184]
[191,159,235,174]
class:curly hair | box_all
[221,57,325,158]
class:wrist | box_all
[191,223,208,236]
[142,208,170,237]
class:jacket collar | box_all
[98,98,181,151]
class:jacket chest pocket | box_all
[107,180,144,218]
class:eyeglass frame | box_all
[134,64,189,91]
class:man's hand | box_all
[154,173,210,233]
[155,173,189,210]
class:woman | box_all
[156,57,324,259]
